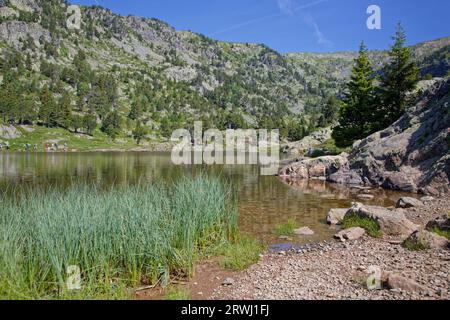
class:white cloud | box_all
[210,0,329,36]
[277,0,297,15]
[303,13,333,47]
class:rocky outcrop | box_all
[347,202,419,239]
[279,155,347,180]
[281,127,332,156]
[0,125,21,139]
[280,78,450,195]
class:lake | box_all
[0,152,410,244]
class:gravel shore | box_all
[211,198,450,300]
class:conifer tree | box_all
[332,42,375,147]
[132,121,148,145]
[377,23,419,128]
[39,85,57,127]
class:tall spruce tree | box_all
[332,42,375,148]
[377,23,419,129]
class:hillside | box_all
[0,0,449,147]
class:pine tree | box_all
[83,114,97,135]
[128,100,142,120]
[39,85,57,127]
[332,42,375,148]
[101,110,121,140]
[132,121,148,145]
[56,91,72,129]
[377,23,419,128]
[321,96,341,127]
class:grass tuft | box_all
[273,219,298,236]
[341,214,382,238]
[403,238,429,251]
[213,238,264,271]
[430,227,450,240]
[164,286,190,300]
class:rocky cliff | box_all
[280,78,450,195]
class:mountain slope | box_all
[0,0,449,142]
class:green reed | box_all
[0,174,237,299]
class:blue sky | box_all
[70,0,450,53]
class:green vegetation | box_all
[333,24,420,148]
[403,238,429,251]
[430,227,450,240]
[332,42,376,148]
[273,219,298,236]
[6,126,140,152]
[0,175,237,299]
[378,23,420,129]
[213,238,264,271]
[341,214,382,238]
[164,286,191,300]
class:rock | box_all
[0,125,21,139]
[406,230,450,250]
[327,208,348,225]
[385,274,428,293]
[279,155,347,180]
[396,197,424,208]
[334,227,366,241]
[347,202,419,239]
[222,278,235,286]
[357,194,375,200]
[281,127,333,156]
[426,216,450,232]
[420,196,435,202]
[294,227,314,236]
[283,79,450,195]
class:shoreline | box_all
[206,197,450,300]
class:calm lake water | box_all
[0,152,411,244]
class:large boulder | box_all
[406,229,450,250]
[396,197,423,208]
[327,208,348,225]
[385,273,429,293]
[334,227,366,241]
[347,202,419,239]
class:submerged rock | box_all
[294,227,314,236]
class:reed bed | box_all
[0,175,237,299]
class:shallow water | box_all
[0,152,413,244]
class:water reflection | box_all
[0,152,412,244]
